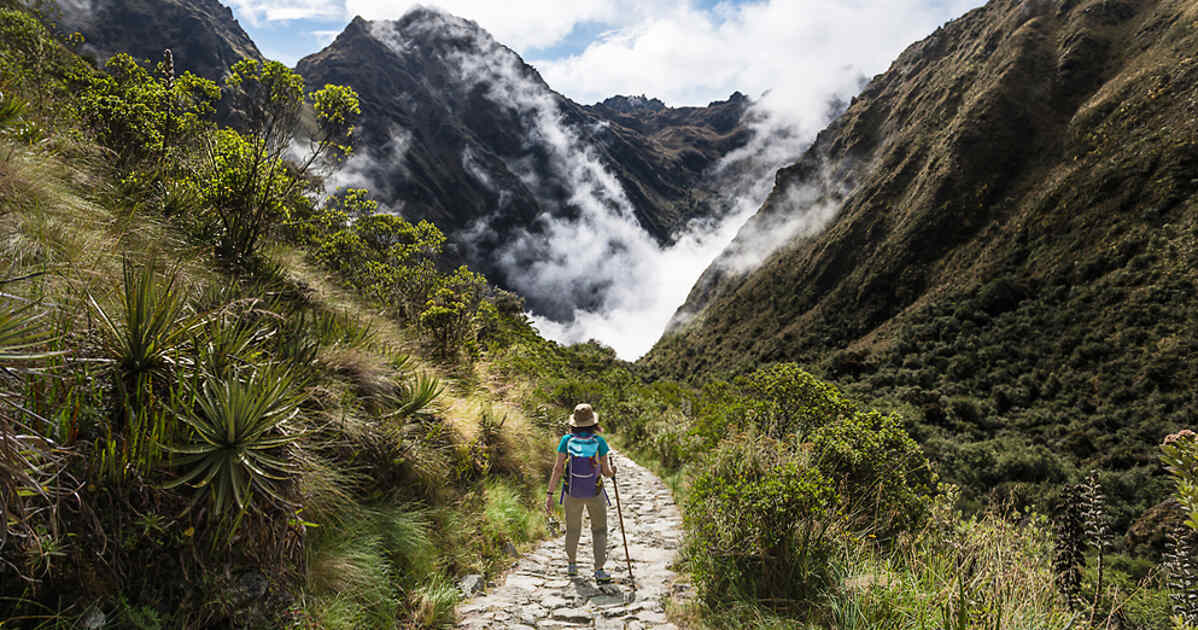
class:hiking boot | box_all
[594,568,612,584]
[566,562,578,577]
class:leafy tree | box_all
[78,52,219,173]
[202,59,359,263]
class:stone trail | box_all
[455,450,687,629]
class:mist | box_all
[344,3,985,360]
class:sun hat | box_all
[568,403,598,428]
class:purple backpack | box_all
[564,434,601,499]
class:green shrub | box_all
[684,430,836,608]
[811,410,936,536]
[735,363,856,438]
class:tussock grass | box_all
[482,477,544,545]
[305,504,452,629]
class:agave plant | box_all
[89,259,198,382]
[386,371,444,420]
[165,365,307,524]
[0,298,62,363]
[191,314,270,380]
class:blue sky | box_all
[227,0,985,106]
[233,0,739,68]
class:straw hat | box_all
[568,403,598,428]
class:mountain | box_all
[296,10,752,318]
[644,0,1198,513]
[52,0,261,81]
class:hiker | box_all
[545,403,615,583]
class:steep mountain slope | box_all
[645,0,1198,514]
[53,0,261,80]
[296,10,751,317]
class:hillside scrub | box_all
[0,8,557,627]
[2,3,1194,629]
[493,334,1189,627]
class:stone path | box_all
[456,451,686,629]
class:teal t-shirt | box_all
[557,433,610,456]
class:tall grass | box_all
[304,504,454,629]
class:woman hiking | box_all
[545,403,615,583]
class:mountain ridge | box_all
[643,0,1198,513]
[296,9,753,318]
[52,0,262,80]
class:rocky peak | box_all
[297,7,752,321]
[598,95,668,114]
[52,0,261,81]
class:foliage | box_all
[0,297,70,584]
[1162,431,1198,532]
[202,59,359,263]
[736,363,856,438]
[1162,431,1198,625]
[810,410,936,536]
[89,259,199,479]
[164,365,305,531]
[822,491,1079,630]
[684,430,836,607]
[76,52,219,172]
[1053,483,1087,608]
[89,259,196,383]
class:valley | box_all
[1,0,1195,628]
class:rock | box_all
[589,594,626,607]
[459,574,485,596]
[504,541,520,557]
[551,607,593,623]
[232,570,269,606]
[79,605,106,630]
[633,609,667,624]
[594,617,627,630]
[506,574,545,591]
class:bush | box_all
[735,363,856,438]
[684,430,836,608]
[811,410,937,536]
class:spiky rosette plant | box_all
[1162,430,1198,626]
[89,259,197,383]
[1052,482,1086,609]
[165,364,307,538]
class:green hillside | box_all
[644,0,1198,527]
[1,2,1196,629]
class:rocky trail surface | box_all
[456,451,687,629]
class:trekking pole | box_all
[611,457,635,588]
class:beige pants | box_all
[563,494,607,569]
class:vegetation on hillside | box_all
[1,2,1194,629]
[0,7,552,626]
[642,0,1198,555]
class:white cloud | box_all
[533,0,985,109]
[239,0,987,358]
[227,0,344,25]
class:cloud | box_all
[227,0,344,25]
[230,0,682,50]
[257,1,987,359]
[533,0,985,109]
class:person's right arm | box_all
[545,452,567,514]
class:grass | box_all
[2,129,560,627]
